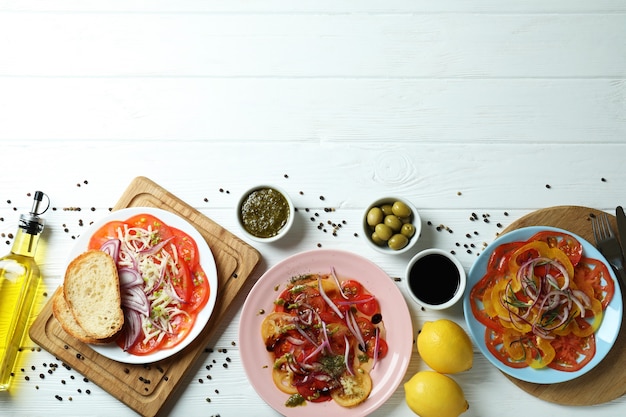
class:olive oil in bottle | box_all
[0,191,48,391]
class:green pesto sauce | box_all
[319,354,346,379]
[285,393,306,407]
[240,188,290,238]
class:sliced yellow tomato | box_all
[261,312,296,346]
[272,367,298,395]
[330,370,372,408]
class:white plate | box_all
[64,207,218,364]
[239,249,413,417]
[463,226,623,383]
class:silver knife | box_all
[617,206,626,255]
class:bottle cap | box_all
[19,191,49,235]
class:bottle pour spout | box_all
[19,191,49,236]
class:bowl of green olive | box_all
[362,197,421,254]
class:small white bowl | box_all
[362,197,421,255]
[237,185,295,243]
[405,248,466,310]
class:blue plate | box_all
[463,226,623,384]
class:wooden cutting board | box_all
[29,176,262,417]
[501,205,626,405]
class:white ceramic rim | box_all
[404,248,467,310]
[236,184,295,243]
[362,197,421,255]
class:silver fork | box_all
[591,212,626,286]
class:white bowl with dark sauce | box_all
[405,248,466,310]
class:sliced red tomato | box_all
[484,329,529,369]
[574,257,615,309]
[352,293,379,316]
[487,241,525,273]
[126,214,173,243]
[161,313,197,350]
[529,230,583,266]
[469,271,507,333]
[187,268,210,313]
[295,375,332,403]
[88,220,126,250]
[547,332,596,372]
[123,334,164,356]
[171,258,193,304]
[339,279,379,316]
[341,280,364,298]
[355,316,375,338]
[167,226,200,270]
[366,333,388,359]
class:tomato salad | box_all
[469,230,615,372]
[88,214,210,356]
[262,269,388,408]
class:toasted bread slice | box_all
[63,250,124,340]
[51,286,113,344]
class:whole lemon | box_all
[404,371,469,417]
[417,319,473,374]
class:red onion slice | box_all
[121,285,150,317]
[122,309,143,351]
[317,275,344,319]
[119,267,143,288]
[100,238,120,261]
[139,236,173,256]
[343,335,354,376]
[331,266,349,299]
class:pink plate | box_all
[238,249,413,417]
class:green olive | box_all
[388,234,409,250]
[381,204,394,216]
[366,207,384,227]
[371,232,385,246]
[401,223,416,238]
[374,223,393,241]
[384,214,403,232]
[392,201,412,218]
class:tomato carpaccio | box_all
[87,213,210,355]
[470,230,614,372]
[263,272,387,408]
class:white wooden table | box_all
[2,1,626,416]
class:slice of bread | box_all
[63,250,124,340]
[51,286,113,344]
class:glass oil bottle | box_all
[0,191,48,391]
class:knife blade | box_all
[616,206,626,258]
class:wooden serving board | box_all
[29,176,262,417]
[501,205,626,405]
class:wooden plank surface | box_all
[2,0,626,416]
[29,177,262,417]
